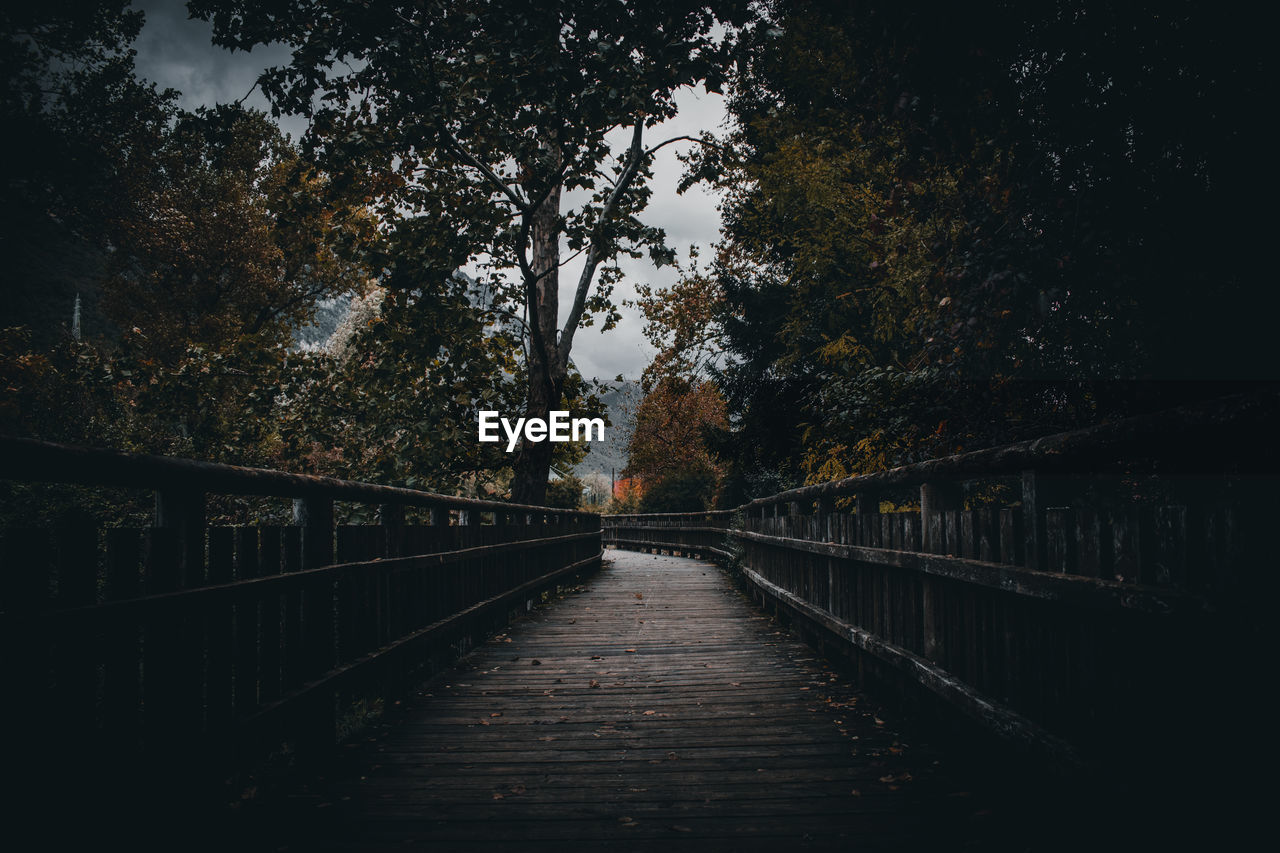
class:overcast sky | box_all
[133,2,727,382]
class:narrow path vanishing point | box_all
[262,549,1022,851]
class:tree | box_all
[1,1,157,346]
[101,105,376,364]
[275,280,525,495]
[545,473,586,509]
[630,252,725,390]
[193,0,749,503]
[623,377,726,492]
[680,0,1275,492]
[2,4,382,468]
[637,461,718,512]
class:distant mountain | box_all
[574,379,641,479]
[292,292,356,351]
[292,272,494,353]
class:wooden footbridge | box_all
[1,392,1275,850]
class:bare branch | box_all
[643,134,724,157]
[558,122,646,364]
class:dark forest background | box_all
[3,1,1274,519]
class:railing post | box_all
[293,496,334,570]
[818,497,834,542]
[378,503,404,526]
[818,496,835,614]
[379,502,403,557]
[292,494,335,755]
[1020,470,1072,572]
[919,481,961,663]
[920,481,962,554]
[155,489,205,586]
[857,490,880,547]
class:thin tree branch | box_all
[558,122,646,364]
[643,134,724,157]
[435,120,530,211]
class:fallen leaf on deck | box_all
[589,679,600,688]
[531,659,541,665]
[625,648,637,653]
[490,712,502,718]
[634,593,643,600]
[643,710,655,716]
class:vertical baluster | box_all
[205,527,235,735]
[258,526,283,706]
[100,528,144,750]
[233,527,260,718]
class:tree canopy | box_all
[192,0,749,502]
[658,0,1277,501]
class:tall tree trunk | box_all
[510,177,564,505]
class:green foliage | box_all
[638,461,718,513]
[544,474,586,510]
[273,282,523,495]
[191,0,751,502]
[681,0,1275,496]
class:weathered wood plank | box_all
[250,551,1011,850]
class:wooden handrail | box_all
[600,391,1276,772]
[0,435,596,518]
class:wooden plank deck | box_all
[248,549,1022,851]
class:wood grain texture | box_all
[249,550,1014,851]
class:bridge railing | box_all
[0,437,601,791]
[602,509,734,558]
[603,391,1279,771]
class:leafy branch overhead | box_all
[192,0,750,502]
